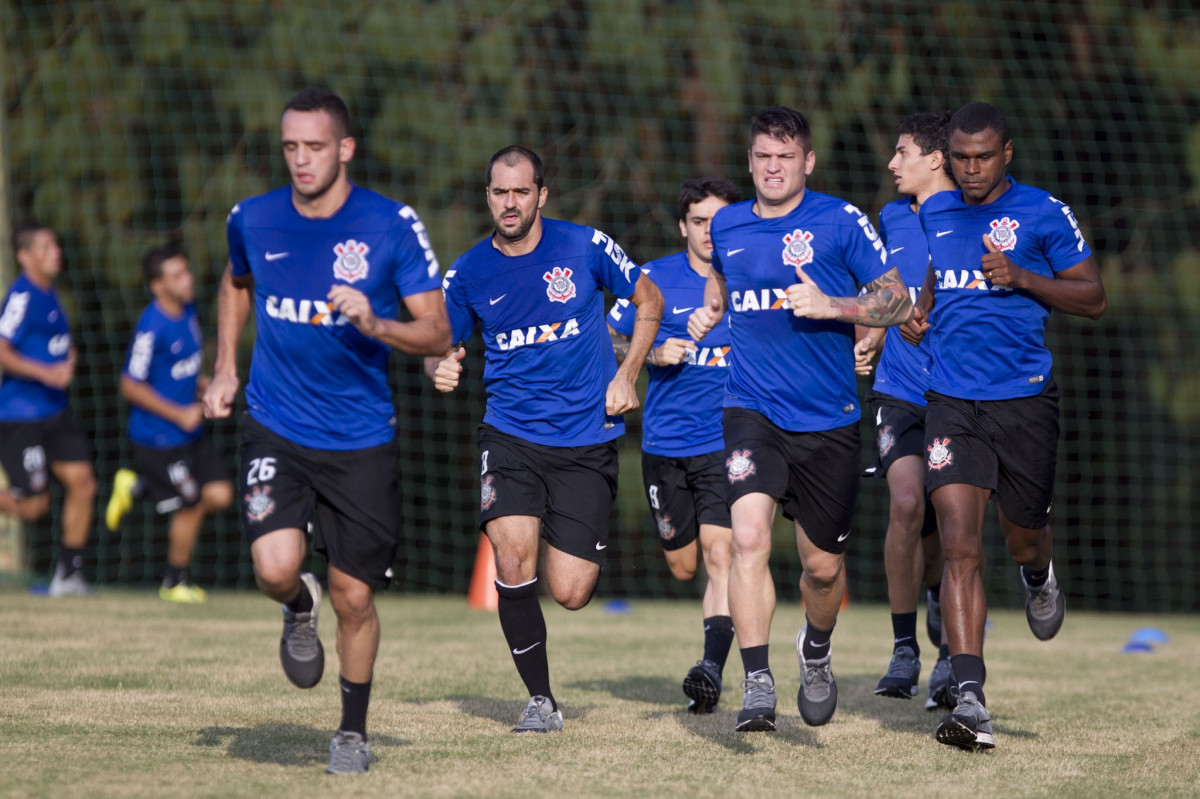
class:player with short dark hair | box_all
[855,111,956,709]
[608,176,741,713]
[105,245,234,603]
[428,145,663,733]
[903,101,1106,751]
[0,221,97,596]
[202,87,451,774]
[688,106,913,732]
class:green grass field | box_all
[2,589,1198,798]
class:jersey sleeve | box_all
[0,287,29,343]
[1039,196,1093,273]
[587,228,639,300]
[842,204,889,287]
[441,263,477,344]
[607,298,635,336]
[391,205,444,297]
[123,312,156,382]
[226,203,250,278]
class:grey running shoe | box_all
[926,588,942,648]
[512,695,563,733]
[48,567,92,597]
[925,654,954,711]
[279,572,324,689]
[734,671,777,732]
[326,730,370,774]
[795,627,838,726]
[936,691,995,751]
[874,645,921,699]
[1022,561,1065,641]
[682,659,722,713]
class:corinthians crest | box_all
[726,449,756,482]
[987,217,1020,251]
[543,266,576,303]
[480,475,497,510]
[782,229,815,269]
[927,437,953,470]
[245,485,275,522]
[333,239,371,283]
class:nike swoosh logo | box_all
[837,531,850,542]
[936,230,953,237]
[512,642,541,655]
[265,251,289,261]
[595,542,607,551]
[809,640,830,649]
[672,306,695,315]
[726,248,745,257]
[489,294,507,305]
[889,247,904,255]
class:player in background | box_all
[428,145,663,733]
[854,111,955,710]
[608,177,741,714]
[903,102,1106,750]
[0,222,97,596]
[105,245,233,603]
[688,107,913,732]
[202,87,451,773]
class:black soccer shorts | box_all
[133,432,229,514]
[0,408,92,497]
[641,449,731,552]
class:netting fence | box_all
[2,0,1197,611]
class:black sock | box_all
[801,617,833,661]
[338,676,372,739]
[1022,564,1049,588]
[59,547,85,578]
[496,578,554,710]
[284,579,313,614]
[950,654,986,706]
[702,615,735,672]
[891,612,919,656]
[928,582,941,603]
[939,643,950,661]
[163,565,188,589]
[740,644,770,678]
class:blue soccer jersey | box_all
[0,273,71,422]
[123,301,204,448]
[227,185,442,449]
[608,251,730,457]
[710,191,890,432]
[872,198,933,406]
[443,218,640,447]
[921,178,1093,400]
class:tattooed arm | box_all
[786,266,913,327]
[609,324,632,365]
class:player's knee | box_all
[730,525,771,558]
[667,560,697,581]
[889,491,924,531]
[64,468,97,501]
[203,481,234,512]
[802,559,842,591]
[253,562,299,596]
[553,580,597,611]
[704,538,733,572]
[330,585,375,626]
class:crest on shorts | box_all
[543,266,576,303]
[927,437,953,471]
[480,475,497,510]
[878,425,895,458]
[333,239,371,283]
[655,513,677,541]
[987,217,1020,252]
[726,449,756,482]
[782,229,815,269]
[244,485,275,522]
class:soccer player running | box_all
[201,87,451,774]
[106,245,234,603]
[688,107,913,732]
[428,146,663,733]
[0,222,97,596]
[854,112,956,710]
[903,102,1105,751]
[607,177,741,714]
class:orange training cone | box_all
[467,534,499,611]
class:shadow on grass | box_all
[194,724,409,767]
[442,695,595,728]
[566,674,681,705]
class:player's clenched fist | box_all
[650,337,697,367]
[687,297,722,341]
[429,347,466,393]
[786,266,836,319]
